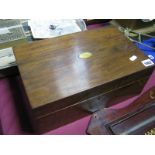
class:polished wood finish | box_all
[30,77,150,133]
[87,86,155,135]
[14,27,154,133]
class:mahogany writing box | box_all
[14,27,154,134]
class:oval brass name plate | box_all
[79,52,92,59]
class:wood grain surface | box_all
[14,27,152,107]
[13,26,154,133]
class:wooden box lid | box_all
[13,27,152,113]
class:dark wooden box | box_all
[14,27,154,134]
[87,86,155,135]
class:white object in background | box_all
[141,19,153,22]
[0,28,10,34]
[0,47,13,57]
[28,19,82,39]
[129,55,137,61]
[141,59,154,67]
[0,47,16,69]
[0,56,15,67]
[148,55,154,60]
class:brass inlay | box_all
[145,128,155,135]
[79,52,92,59]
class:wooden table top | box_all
[13,27,151,109]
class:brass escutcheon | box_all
[79,52,92,59]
